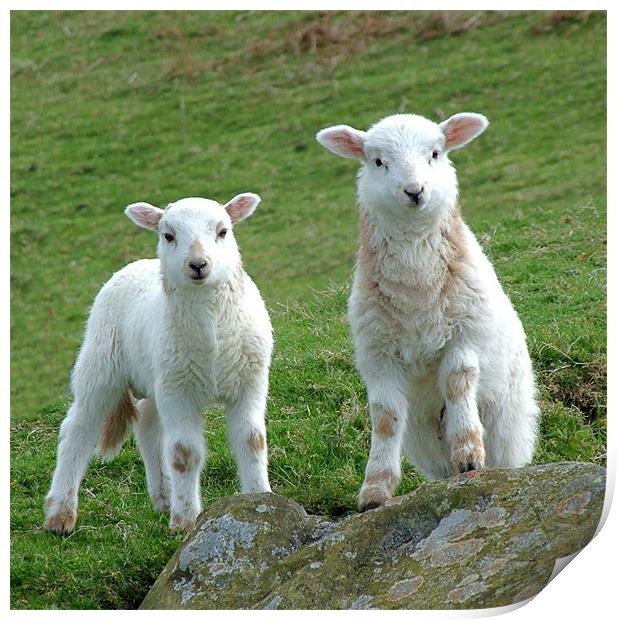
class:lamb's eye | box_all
[432,150,439,160]
[375,158,383,167]
[218,228,228,239]
[164,232,174,243]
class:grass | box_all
[10,9,606,609]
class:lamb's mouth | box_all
[190,274,207,283]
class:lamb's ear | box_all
[316,125,367,161]
[224,193,261,224]
[439,113,489,152]
[125,202,165,231]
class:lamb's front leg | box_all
[225,385,271,494]
[438,349,485,474]
[358,361,408,511]
[133,398,171,513]
[157,392,205,532]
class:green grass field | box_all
[11,10,606,609]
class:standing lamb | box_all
[316,113,539,511]
[44,193,273,534]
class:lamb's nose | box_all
[189,259,208,274]
[404,187,424,204]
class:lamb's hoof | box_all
[451,434,485,476]
[452,454,485,475]
[457,461,482,474]
[358,469,398,512]
[358,486,391,513]
[359,500,382,513]
[44,509,77,536]
[169,513,197,533]
[44,496,77,535]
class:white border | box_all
[5,3,612,617]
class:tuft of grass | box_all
[11,10,605,609]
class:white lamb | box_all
[44,193,273,534]
[316,112,539,511]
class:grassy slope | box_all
[10,10,606,609]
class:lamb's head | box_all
[125,193,260,291]
[316,112,488,223]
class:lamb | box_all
[316,112,539,511]
[44,193,273,534]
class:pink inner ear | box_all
[333,132,364,157]
[445,119,482,149]
[227,196,252,223]
[133,204,162,229]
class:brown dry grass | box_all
[540,357,607,422]
[246,11,490,62]
[135,11,602,83]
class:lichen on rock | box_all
[140,463,605,610]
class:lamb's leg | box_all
[225,385,271,494]
[438,349,485,473]
[157,393,205,532]
[44,386,121,535]
[358,360,408,511]
[133,398,171,513]
[403,374,453,480]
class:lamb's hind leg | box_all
[44,382,125,535]
[403,375,453,481]
[483,388,539,469]
[133,398,171,513]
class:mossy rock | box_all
[140,463,605,610]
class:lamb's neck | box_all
[161,268,245,324]
[358,200,465,291]
[360,193,456,239]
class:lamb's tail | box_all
[95,389,139,461]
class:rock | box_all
[140,463,605,610]
[140,492,333,609]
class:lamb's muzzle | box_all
[188,258,210,281]
[404,186,424,205]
